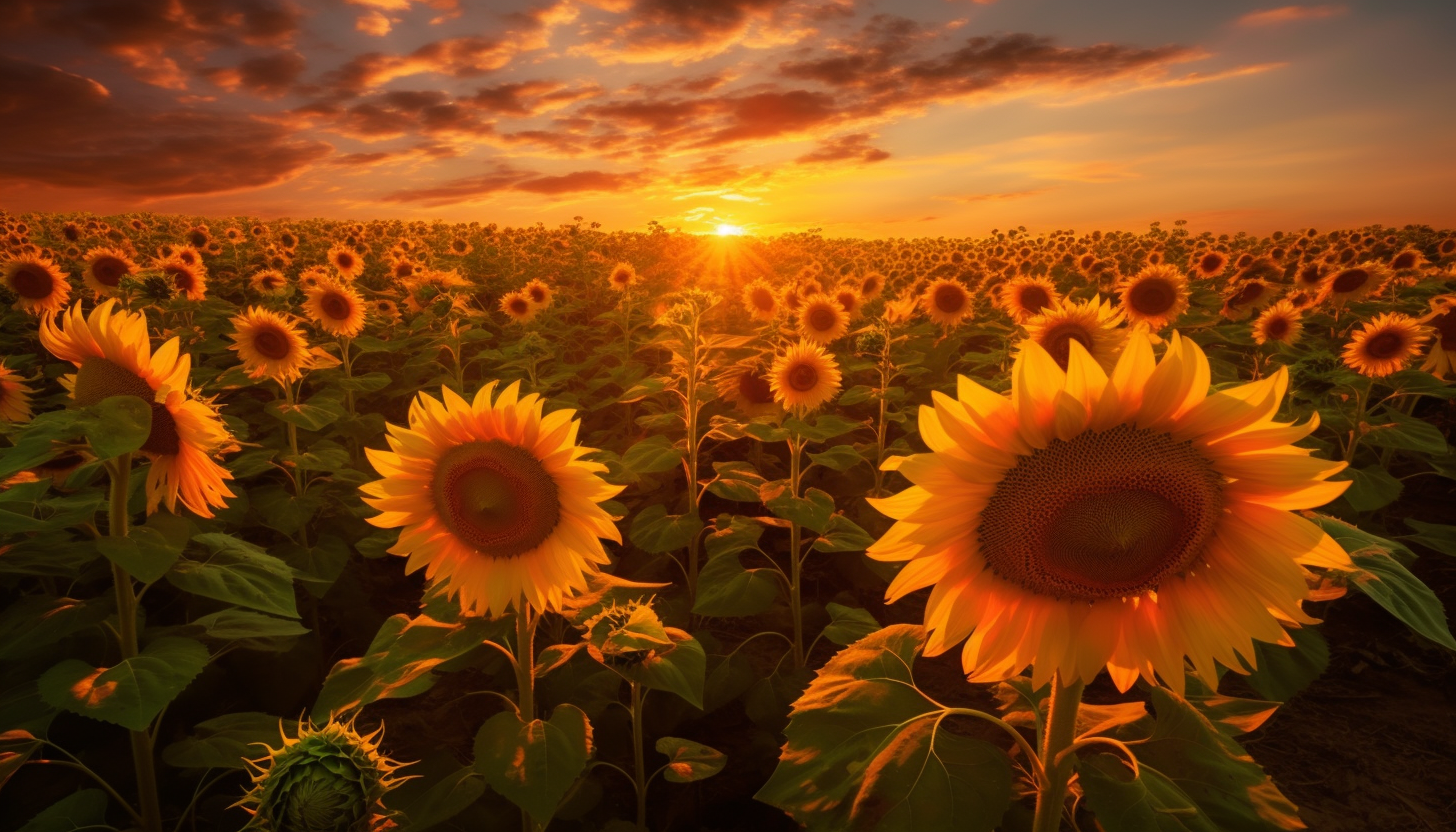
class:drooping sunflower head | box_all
[1253,299,1303,346]
[1219,278,1276,320]
[0,360,35,423]
[361,382,625,617]
[860,271,885,298]
[834,287,862,318]
[238,717,410,832]
[1021,295,1126,372]
[996,276,1059,324]
[797,293,850,344]
[82,247,138,296]
[922,278,973,328]
[714,359,782,418]
[768,340,842,416]
[1117,264,1190,330]
[868,330,1353,693]
[158,257,208,301]
[499,291,536,323]
[39,300,235,517]
[742,279,778,321]
[228,307,314,384]
[1342,312,1429,378]
[608,262,638,291]
[580,598,672,669]
[328,245,364,280]
[251,268,292,297]
[305,278,367,338]
[523,279,552,308]
[1320,261,1391,306]
[2,255,71,315]
[1418,295,1456,379]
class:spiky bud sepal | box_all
[236,717,412,832]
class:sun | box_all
[715,223,745,236]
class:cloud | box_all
[0,56,330,197]
[356,10,393,36]
[939,188,1049,203]
[202,50,307,98]
[572,0,818,65]
[796,133,890,164]
[382,162,648,205]
[1237,5,1347,26]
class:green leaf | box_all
[742,421,791,443]
[16,790,109,832]
[656,737,726,783]
[756,625,1013,832]
[694,549,778,617]
[191,609,309,643]
[473,703,593,827]
[334,371,393,393]
[1361,407,1449,455]
[38,637,209,731]
[1243,625,1329,702]
[1077,753,1211,832]
[96,522,188,584]
[705,461,768,502]
[837,385,876,406]
[250,485,318,536]
[1334,464,1401,512]
[808,444,865,472]
[821,604,880,646]
[276,535,351,598]
[265,398,343,431]
[763,485,836,534]
[163,712,297,770]
[388,764,486,832]
[284,447,352,473]
[1,730,42,792]
[617,628,706,709]
[620,435,684,476]
[1308,514,1417,563]
[76,396,152,459]
[312,612,500,721]
[0,596,112,662]
[1402,518,1456,558]
[790,414,863,443]
[812,514,875,553]
[1347,552,1456,650]
[627,504,704,553]
[167,533,299,618]
[703,651,755,713]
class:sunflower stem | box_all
[873,334,893,496]
[1342,382,1370,464]
[514,605,537,723]
[340,336,355,417]
[684,311,702,600]
[1032,673,1085,832]
[630,681,648,829]
[108,453,164,832]
[788,434,805,670]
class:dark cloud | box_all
[574,0,807,64]
[796,133,889,164]
[203,50,307,98]
[0,56,330,196]
[383,163,647,205]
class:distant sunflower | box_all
[329,245,365,280]
[0,361,35,422]
[1292,261,1328,292]
[1022,295,1125,372]
[1253,300,1303,346]
[361,381,625,616]
[834,287,862,318]
[1191,250,1228,279]
[500,291,536,323]
[714,360,782,419]
[2,255,71,315]
[1342,312,1429,378]
[1418,296,1456,378]
[40,300,235,517]
[860,272,885,299]
[797,293,850,344]
[228,307,313,383]
[997,276,1059,324]
[1321,262,1392,306]
[1389,248,1425,271]
[250,268,291,297]
[158,257,208,301]
[374,299,402,324]
[922,278,973,328]
[448,237,473,256]
[1118,264,1189,330]
[82,247,137,296]
[608,262,638,292]
[769,340,842,415]
[742,280,778,321]
[304,278,367,337]
[869,330,1352,694]
[523,279,553,309]
[1220,278,1276,320]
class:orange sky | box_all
[2,0,1452,236]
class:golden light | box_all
[716,224,745,237]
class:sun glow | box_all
[716,224,745,236]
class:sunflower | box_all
[714,359,782,418]
[797,293,850,344]
[922,278,973,328]
[250,268,291,296]
[1022,295,1125,372]
[768,340,842,415]
[834,287,862,318]
[1219,278,1276,320]
[1342,312,1429,378]
[860,272,885,299]
[82,247,137,296]
[2,254,71,315]
[1292,261,1328,292]
[40,300,235,517]
[742,280,778,321]
[329,245,365,280]
[0,360,35,422]
[523,279,553,309]
[883,292,919,324]
[868,330,1353,694]
[360,381,625,616]
[1320,262,1392,306]
[500,291,536,323]
[997,276,1060,324]
[1418,296,1456,379]
[607,262,638,292]
[1252,299,1303,346]
[1117,264,1189,330]
[1191,250,1228,279]
[374,299,402,325]
[304,278,367,338]
[158,257,208,301]
[228,307,314,383]
[1389,248,1425,271]
[448,237,473,256]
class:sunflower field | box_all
[1,211,1454,832]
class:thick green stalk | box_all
[1031,673,1086,832]
[109,454,163,832]
[514,605,536,722]
[788,436,805,670]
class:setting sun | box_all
[715,224,745,237]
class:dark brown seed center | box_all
[1364,330,1405,360]
[321,292,351,321]
[72,358,180,456]
[252,328,292,360]
[92,257,127,286]
[431,440,561,559]
[1019,285,1051,313]
[738,371,774,404]
[788,363,818,392]
[1331,268,1368,293]
[12,266,54,299]
[1128,278,1175,316]
[808,306,837,332]
[934,284,965,314]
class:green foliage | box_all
[473,704,593,827]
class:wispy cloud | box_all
[1237,5,1347,27]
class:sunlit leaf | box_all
[38,637,209,732]
[473,704,593,827]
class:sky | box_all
[1,0,1453,237]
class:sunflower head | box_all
[2,255,71,315]
[500,291,536,322]
[228,307,314,384]
[252,269,292,296]
[860,272,885,298]
[523,279,553,308]
[158,257,208,301]
[742,280,778,321]
[305,279,367,338]
[922,278,973,328]
[1192,250,1228,278]
[797,293,850,344]
[237,718,410,832]
[608,262,638,291]
[714,359,781,418]
[82,247,137,296]
[1418,295,1456,379]
[581,598,672,669]
[1342,312,1429,378]
[1022,295,1126,372]
[1117,264,1190,330]
[329,245,364,280]
[0,360,36,423]
[1219,278,1276,320]
[1320,262,1392,305]
[769,341,842,416]
[1253,299,1303,346]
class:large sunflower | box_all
[304,278,367,338]
[40,300,235,517]
[2,255,71,315]
[769,340,842,415]
[1320,262,1391,306]
[868,331,1352,694]
[158,257,208,301]
[360,382,625,616]
[1342,312,1428,378]
[1022,295,1125,372]
[1252,299,1303,346]
[228,307,314,383]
